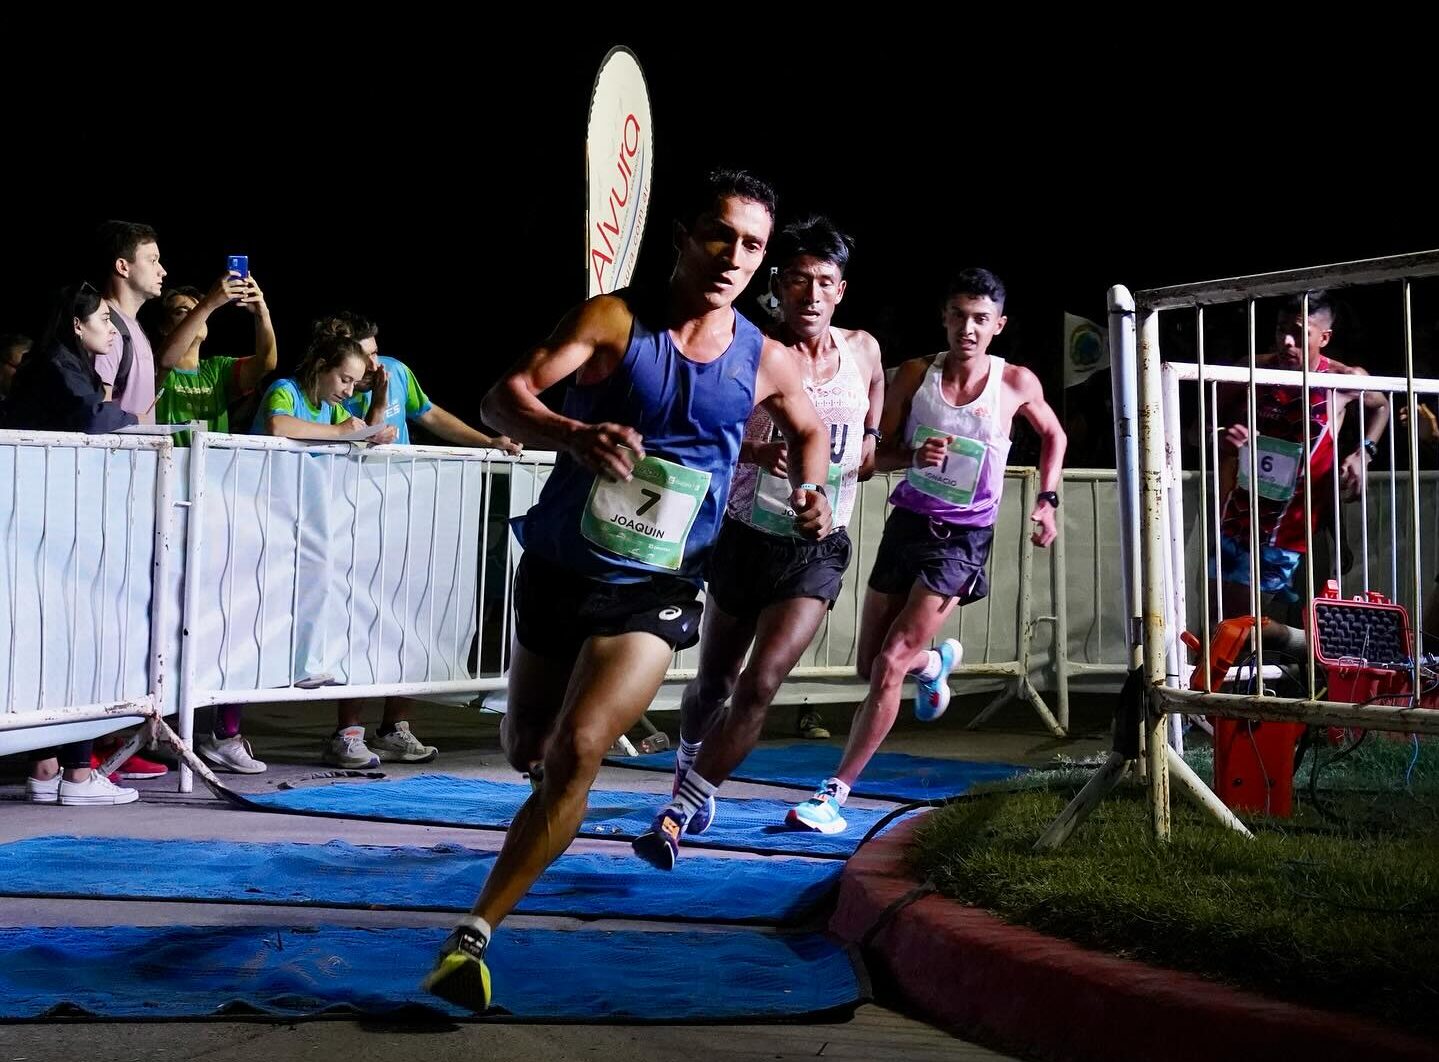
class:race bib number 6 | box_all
[1237,435,1303,502]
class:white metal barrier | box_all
[0,431,175,754]
[0,429,520,789]
[170,430,516,789]
[2,428,1142,794]
[1075,251,1439,845]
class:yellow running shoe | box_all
[423,918,492,1012]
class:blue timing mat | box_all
[248,776,903,858]
[605,744,1028,801]
[0,836,839,925]
[0,924,864,1021]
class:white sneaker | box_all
[323,726,380,769]
[198,733,268,774]
[26,775,59,804]
[372,721,439,764]
[58,772,139,806]
[294,672,338,690]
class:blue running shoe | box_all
[914,638,962,722]
[786,787,848,834]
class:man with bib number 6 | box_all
[787,268,1066,834]
[1217,290,1388,653]
[423,170,833,1011]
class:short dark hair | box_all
[163,285,204,304]
[93,220,159,284]
[944,267,1007,311]
[678,168,777,230]
[0,333,31,361]
[770,215,854,277]
[1279,289,1334,323]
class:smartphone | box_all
[227,255,249,279]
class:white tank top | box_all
[888,353,1012,528]
[727,328,870,534]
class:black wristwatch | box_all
[1037,491,1060,509]
[1363,438,1378,459]
[864,427,883,442]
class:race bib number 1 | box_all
[906,426,987,507]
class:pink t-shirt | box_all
[93,302,155,424]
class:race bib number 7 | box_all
[581,448,712,570]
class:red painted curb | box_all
[832,813,1438,1062]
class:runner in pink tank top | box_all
[788,268,1068,835]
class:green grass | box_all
[909,737,1439,1034]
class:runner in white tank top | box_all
[727,326,870,533]
[787,269,1068,836]
[636,217,886,867]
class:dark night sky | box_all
[5,36,1433,455]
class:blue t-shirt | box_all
[253,379,351,433]
[341,356,432,445]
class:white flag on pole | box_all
[1063,312,1109,388]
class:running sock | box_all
[675,737,703,779]
[665,770,717,825]
[821,776,852,805]
[912,649,942,680]
[454,915,491,949]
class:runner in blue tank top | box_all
[631,216,887,870]
[425,170,835,1012]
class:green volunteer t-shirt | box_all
[156,357,242,446]
[255,379,352,431]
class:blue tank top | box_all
[516,292,764,583]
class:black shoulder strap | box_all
[108,305,134,398]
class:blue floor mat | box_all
[0,924,864,1021]
[605,744,1028,801]
[248,776,903,858]
[0,837,839,925]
